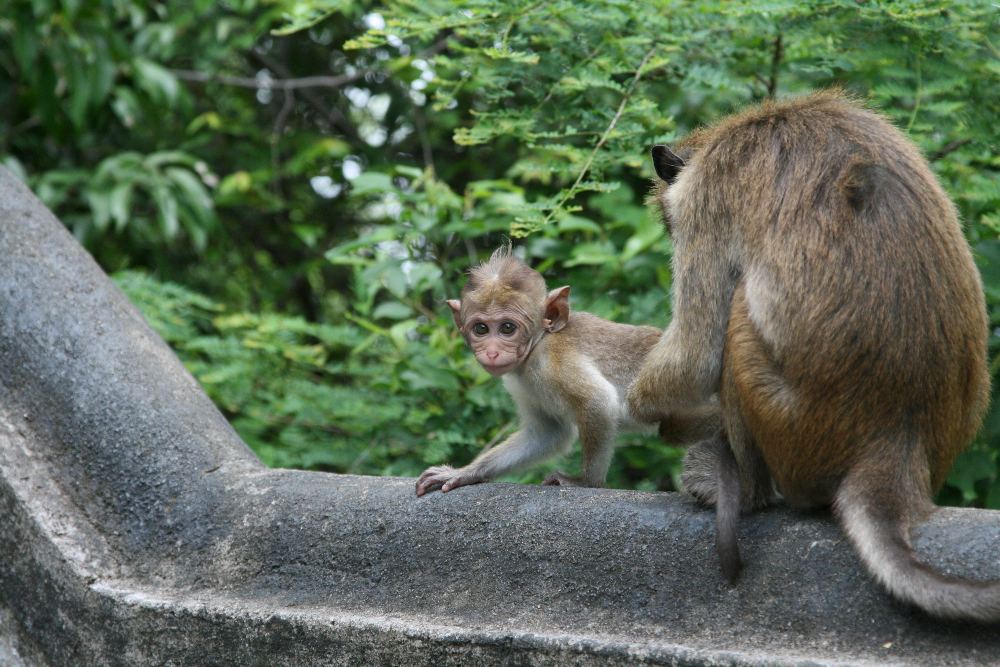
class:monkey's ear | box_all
[651,145,684,183]
[544,286,571,333]
[446,299,463,330]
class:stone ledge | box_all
[1,167,999,666]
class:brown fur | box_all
[632,90,995,619]
[460,247,548,331]
[417,250,720,496]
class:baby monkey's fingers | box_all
[415,465,484,496]
[415,465,456,496]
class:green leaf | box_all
[621,219,665,262]
[145,151,196,169]
[219,171,253,196]
[557,215,601,234]
[372,301,413,320]
[151,185,180,238]
[566,242,619,267]
[109,182,133,230]
[86,188,112,231]
[133,58,180,105]
[381,264,408,299]
[165,166,214,220]
[350,171,394,195]
[482,47,539,64]
[325,227,398,262]
[388,319,418,349]
[272,0,354,36]
[406,262,443,292]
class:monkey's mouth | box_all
[480,361,517,376]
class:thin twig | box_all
[767,33,783,98]
[930,138,973,161]
[273,88,295,140]
[13,116,41,133]
[414,106,436,175]
[271,88,295,190]
[906,56,922,133]
[409,296,438,322]
[499,0,545,49]
[170,68,367,90]
[464,238,478,266]
[541,47,657,225]
[537,44,601,108]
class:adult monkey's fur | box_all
[629,90,997,621]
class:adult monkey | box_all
[628,90,997,621]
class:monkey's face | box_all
[463,307,536,376]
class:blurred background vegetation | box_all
[2,0,999,505]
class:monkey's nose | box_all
[486,350,499,360]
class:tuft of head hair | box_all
[462,246,547,318]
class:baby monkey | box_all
[415,247,718,497]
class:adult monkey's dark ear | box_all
[651,144,685,183]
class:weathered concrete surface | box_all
[1,166,1000,666]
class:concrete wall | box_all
[1,167,999,666]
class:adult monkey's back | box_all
[628,90,997,621]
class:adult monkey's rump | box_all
[628,90,997,621]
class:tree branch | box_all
[249,51,362,144]
[930,138,972,161]
[171,34,451,93]
[170,69,367,91]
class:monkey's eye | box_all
[472,323,489,336]
[498,321,517,335]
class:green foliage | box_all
[39,150,218,249]
[115,268,515,475]
[4,1,1000,501]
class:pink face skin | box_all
[464,309,535,376]
[447,286,569,376]
[447,300,535,376]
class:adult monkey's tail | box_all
[834,464,1000,622]
[715,440,743,583]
